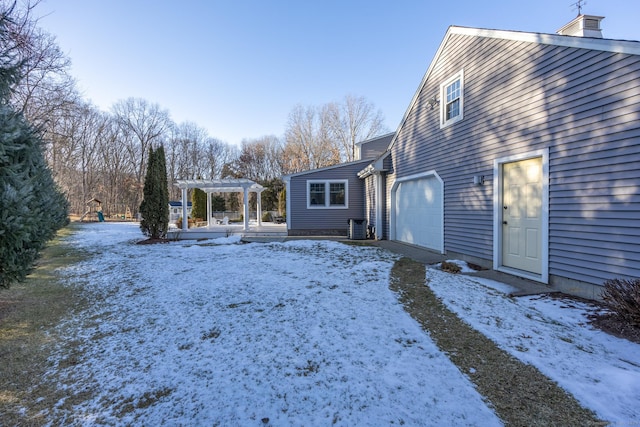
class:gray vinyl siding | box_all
[287,160,370,234]
[358,133,394,160]
[387,32,640,286]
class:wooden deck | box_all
[166,222,287,241]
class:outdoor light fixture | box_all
[473,175,485,185]
[427,96,439,110]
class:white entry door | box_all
[502,157,542,274]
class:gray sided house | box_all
[284,133,393,236]
[361,16,640,299]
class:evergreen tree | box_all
[191,186,207,221]
[0,6,69,288]
[211,194,225,212]
[139,145,169,239]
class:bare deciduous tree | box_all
[234,136,283,182]
[283,104,340,174]
[112,97,171,212]
[2,0,78,128]
[326,94,387,162]
[97,115,135,216]
[282,95,387,173]
[202,137,237,180]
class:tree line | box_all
[4,1,388,219]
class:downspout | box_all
[374,172,383,240]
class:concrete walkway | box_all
[370,240,555,297]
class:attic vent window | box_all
[585,18,600,29]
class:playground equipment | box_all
[80,198,104,222]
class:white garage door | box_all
[393,174,443,253]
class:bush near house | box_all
[602,278,640,326]
[440,261,461,274]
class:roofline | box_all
[282,158,374,179]
[354,131,395,147]
[386,24,640,153]
[450,25,640,55]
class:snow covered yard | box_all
[45,222,640,425]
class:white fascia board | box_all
[450,26,640,55]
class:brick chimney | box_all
[557,15,604,38]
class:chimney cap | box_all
[557,14,605,38]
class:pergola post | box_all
[206,192,212,227]
[257,191,262,226]
[243,187,250,231]
[181,187,188,230]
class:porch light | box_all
[473,175,485,185]
[427,96,439,110]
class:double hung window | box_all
[307,180,348,208]
[440,70,464,128]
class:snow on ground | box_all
[47,223,501,426]
[428,267,640,425]
[44,223,640,426]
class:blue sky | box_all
[37,0,640,146]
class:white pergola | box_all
[174,179,265,231]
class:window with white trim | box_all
[440,70,464,128]
[307,180,348,208]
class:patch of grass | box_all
[201,327,221,341]
[389,257,604,427]
[296,360,321,377]
[0,224,93,425]
[440,260,461,274]
[114,387,174,416]
[227,301,252,309]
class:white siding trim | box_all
[284,176,291,230]
[390,170,445,254]
[493,148,549,283]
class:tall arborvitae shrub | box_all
[139,145,169,239]
[191,186,207,221]
[0,7,69,288]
